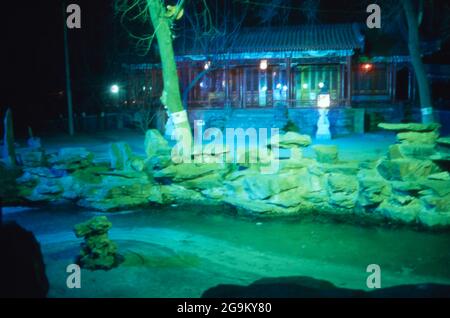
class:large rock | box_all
[271,132,312,148]
[109,142,144,172]
[157,184,214,205]
[74,215,112,237]
[418,210,450,227]
[377,158,440,181]
[179,172,225,190]
[378,122,440,132]
[154,162,230,181]
[377,196,422,223]
[437,137,450,146]
[109,142,132,170]
[74,216,122,270]
[326,173,358,209]
[396,131,439,145]
[389,144,436,160]
[357,170,391,207]
[144,129,171,158]
[76,173,156,211]
[19,149,47,167]
[313,145,338,164]
[48,147,94,170]
[241,170,301,200]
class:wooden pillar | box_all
[346,56,352,106]
[242,68,247,109]
[286,57,292,107]
[391,63,397,102]
[224,64,230,109]
[339,63,344,104]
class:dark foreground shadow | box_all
[0,221,49,298]
[201,276,450,298]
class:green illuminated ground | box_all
[5,204,450,297]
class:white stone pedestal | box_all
[316,108,331,140]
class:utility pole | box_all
[63,1,74,136]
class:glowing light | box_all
[276,83,282,89]
[318,82,324,89]
[204,61,211,70]
[282,85,288,91]
[302,83,308,89]
[261,86,267,92]
[200,82,205,88]
[142,86,146,91]
[259,59,268,70]
[362,63,373,72]
[317,94,331,108]
[110,84,119,94]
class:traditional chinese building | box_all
[122,23,423,135]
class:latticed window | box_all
[352,63,388,95]
[294,64,340,107]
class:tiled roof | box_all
[230,23,364,53]
[175,23,365,56]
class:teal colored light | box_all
[110,84,119,94]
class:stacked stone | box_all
[376,123,450,226]
[270,131,312,161]
[109,142,144,172]
[73,216,122,270]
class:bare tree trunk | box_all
[401,0,434,123]
[147,0,192,145]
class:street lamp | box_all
[110,84,120,94]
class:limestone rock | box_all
[418,210,450,227]
[390,181,423,193]
[313,145,338,164]
[378,122,440,132]
[437,137,450,146]
[74,216,112,237]
[390,144,436,159]
[144,129,171,158]
[179,172,225,190]
[48,147,94,170]
[76,172,157,211]
[73,216,122,270]
[241,171,300,200]
[377,158,440,181]
[154,162,230,181]
[377,197,422,223]
[417,180,450,197]
[326,173,358,209]
[396,131,438,145]
[157,184,213,205]
[109,142,131,170]
[428,171,450,181]
[271,132,312,148]
[357,170,391,206]
[19,149,47,167]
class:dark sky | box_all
[3,0,117,133]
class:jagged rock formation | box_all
[73,216,122,270]
[5,126,450,228]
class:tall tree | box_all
[117,0,192,145]
[401,0,434,123]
